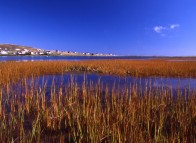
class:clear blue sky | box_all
[0,0,196,56]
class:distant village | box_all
[0,47,48,55]
[0,47,114,56]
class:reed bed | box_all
[0,60,196,85]
[0,76,195,142]
[0,60,195,142]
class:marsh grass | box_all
[0,60,195,85]
[0,60,195,142]
[0,75,195,142]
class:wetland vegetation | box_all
[0,60,195,142]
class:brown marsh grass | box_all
[0,60,195,142]
[0,60,195,85]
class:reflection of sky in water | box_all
[152,78,195,89]
[5,73,194,99]
[29,73,196,91]
[0,56,154,62]
[1,56,195,62]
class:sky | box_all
[0,0,196,56]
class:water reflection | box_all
[3,73,195,102]
[29,73,196,92]
[0,55,153,61]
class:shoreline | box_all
[0,60,195,85]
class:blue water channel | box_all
[22,73,195,96]
[0,55,154,61]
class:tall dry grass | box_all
[0,76,195,142]
[0,60,195,142]
[0,60,195,85]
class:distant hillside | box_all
[0,44,42,52]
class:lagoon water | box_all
[2,56,195,96]
[23,73,195,97]
[0,55,154,61]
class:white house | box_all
[0,51,8,55]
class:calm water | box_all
[40,73,196,87]
[0,55,154,61]
[24,73,195,95]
